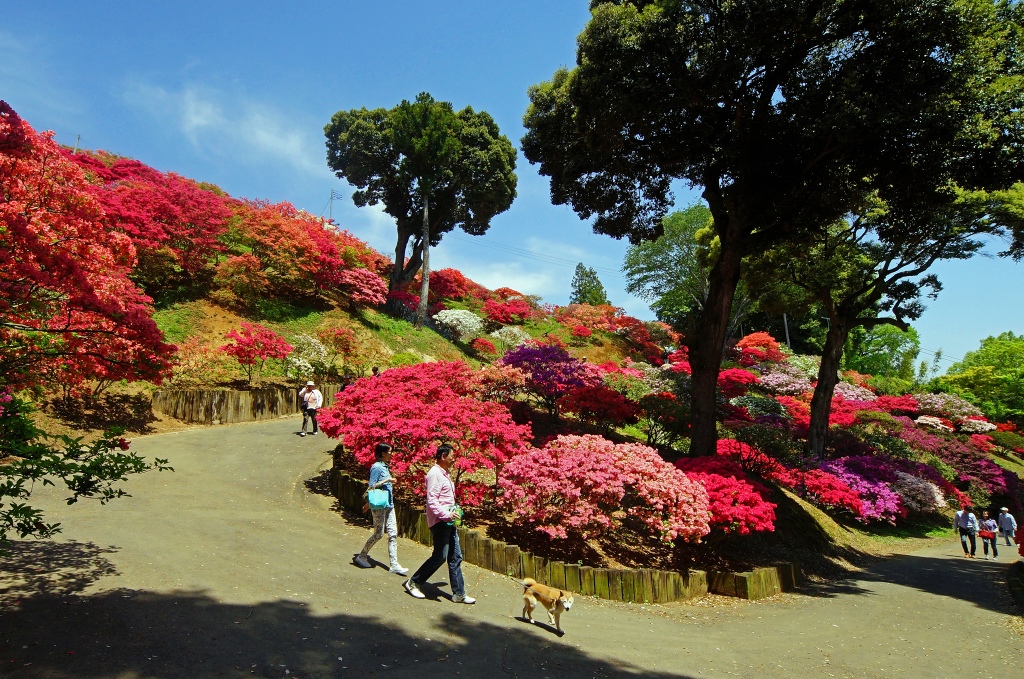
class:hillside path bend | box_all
[2,418,1023,679]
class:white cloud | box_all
[122,79,329,178]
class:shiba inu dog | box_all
[520,577,574,632]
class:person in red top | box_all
[403,444,475,604]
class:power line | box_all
[448,234,626,280]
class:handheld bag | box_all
[978,529,996,539]
[367,488,390,509]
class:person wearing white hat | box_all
[298,380,323,437]
[997,507,1017,546]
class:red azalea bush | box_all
[498,435,711,542]
[1,103,175,392]
[319,361,532,505]
[558,385,640,430]
[735,332,787,365]
[571,324,592,338]
[482,298,534,324]
[674,456,777,534]
[470,337,497,355]
[717,368,759,398]
[429,268,470,301]
[554,303,619,333]
[387,290,420,311]
[220,322,293,384]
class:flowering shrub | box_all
[499,344,602,416]
[489,325,531,352]
[787,354,821,379]
[429,268,470,301]
[821,458,906,523]
[912,393,985,423]
[316,325,358,369]
[834,381,877,402]
[336,267,388,308]
[730,395,787,418]
[169,336,234,386]
[735,332,787,365]
[916,415,954,432]
[283,333,329,379]
[799,469,865,515]
[757,365,813,395]
[571,324,592,338]
[483,298,533,324]
[637,392,690,447]
[468,364,527,403]
[891,472,947,513]
[960,419,997,433]
[220,323,293,385]
[469,337,497,355]
[558,385,640,430]
[554,304,619,332]
[387,290,420,311]
[717,368,759,398]
[497,435,710,542]
[319,361,532,505]
[432,309,484,341]
[674,456,776,534]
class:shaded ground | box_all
[2,418,1022,678]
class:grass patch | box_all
[152,302,206,344]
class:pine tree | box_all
[570,263,609,306]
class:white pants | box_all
[360,507,399,567]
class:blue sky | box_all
[2,1,1020,372]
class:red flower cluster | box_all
[482,298,533,324]
[674,456,777,534]
[717,368,759,398]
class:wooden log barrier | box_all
[325,468,798,604]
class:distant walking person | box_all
[403,444,475,604]
[955,505,979,558]
[997,506,1017,547]
[354,443,408,575]
[979,510,999,560]
[298,381,323,437]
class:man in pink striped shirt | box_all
[403,444,475,604]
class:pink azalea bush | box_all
[220,322,293,384]
[498,435,710,542]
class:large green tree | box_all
[569,263,610,305]
[522,0,1024,455]
[623,204,753,335]
[325,93,517,324]
[939,332,1024,422]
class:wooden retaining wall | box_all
[328,465,787,603]
[152,383,344,425]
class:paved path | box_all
[1,419,1022,679]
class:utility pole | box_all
[72,134,81,154]
[783,313,792,350]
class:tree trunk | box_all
[807,315,849,458]
[414,198,430,327]
[687,227,744,456]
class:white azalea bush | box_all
[432,309,483,341]
[284,334,329,378]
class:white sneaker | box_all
[404,579,425,599]
[309,431,317,436]
[389,565,409,575]
[353,554,371,568]
[452,594,476,604]
[299,432,306,437]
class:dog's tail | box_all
[518,577,537,590]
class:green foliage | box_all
[866,375,916,396]
[388,352,421,367]
[731,424,805,467]
[569,263,610,306]
[939,332,1024,422]
[991,430,1024,451]
[1,397,172,545]
[845,325,921,379]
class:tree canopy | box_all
[569,263,610,306]
[938,331,1024,423]
[324,93,517,321]
[523,0,1024,454]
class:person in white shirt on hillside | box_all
[403,444,475,604]
[298,381,323,437]
[997,507,1017,546]
[955,506,979,558]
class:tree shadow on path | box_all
[799,548,1022,617]
[0,541,696,679]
